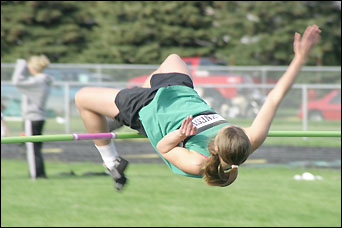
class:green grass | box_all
[1,159,341,227]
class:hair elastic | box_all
[231,165,239,169]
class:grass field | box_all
[1,159,341,227]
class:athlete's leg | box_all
[75,87,120,146]
[75,87,128,191]
[142,54,193,88]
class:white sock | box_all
[95,141,119,169]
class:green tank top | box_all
[139,85,230,178]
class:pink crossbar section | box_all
[72,132,117,140]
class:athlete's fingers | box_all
[187,116,197,136]
[302,25,313,40]
[180,116,188,134]
[191,125,198,135]
[185,116,193,135]
[180,115,192,135]
[180,115,197,136]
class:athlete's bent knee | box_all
[166,53,181,61]
[75,87,90,109]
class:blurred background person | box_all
[12,55,53,179]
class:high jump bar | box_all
[1,131,341,144]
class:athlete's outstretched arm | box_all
[244,25,321,152]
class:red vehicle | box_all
[298,89,341,121]
[128,57,264,118]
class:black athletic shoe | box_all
[105,157,129,192]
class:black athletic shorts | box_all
[114,72,194,136]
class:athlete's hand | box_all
[180,115,197,137]
[294,25,321,60]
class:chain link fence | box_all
[1,63,341,135]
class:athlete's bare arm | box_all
[244,25,321,152]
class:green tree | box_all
[78,1,217,64]
[1,1,340,65]
[212,1,341,65]
[1,1,94,63]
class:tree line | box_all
[1,1,341,66]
